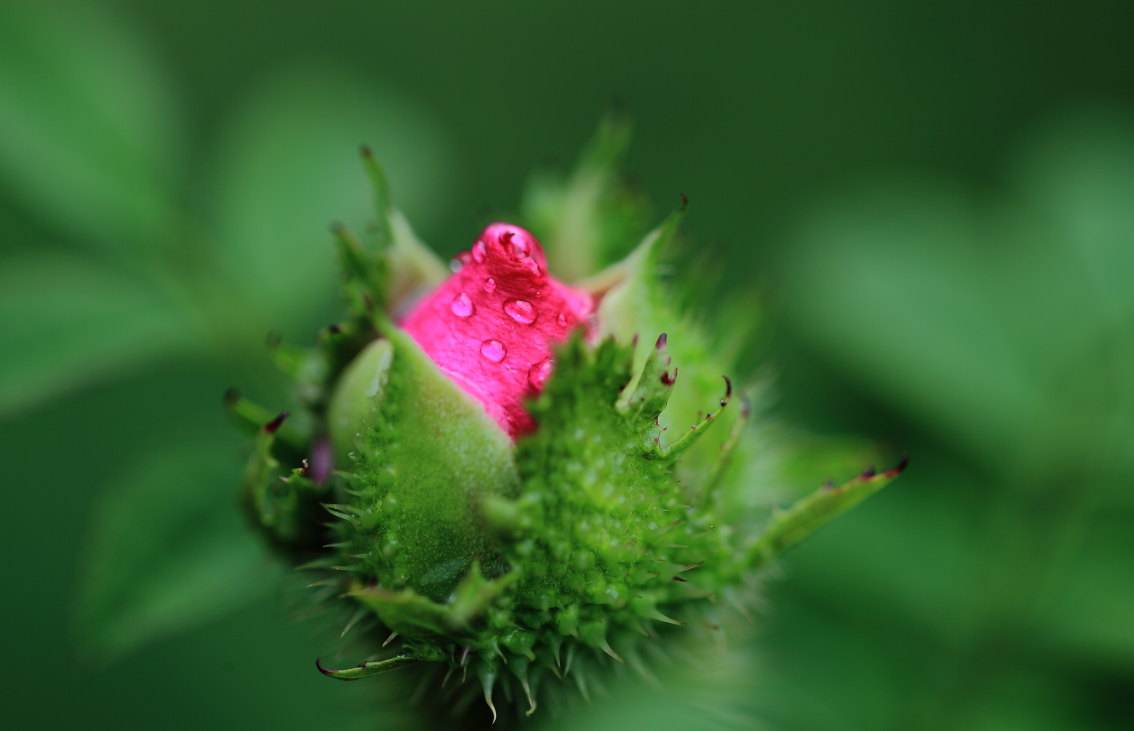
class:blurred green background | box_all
[2,1,1132,728]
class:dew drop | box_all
[482,276,497,293]
[528,358,553,390]
[450,292,475,318]
[557,312,568,327]
[472,241,487,263]
[449,258,463,273]
[504,299,537,325]
[480,339,507,363]
[501,230,530,259]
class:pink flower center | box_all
[401,223,593,437]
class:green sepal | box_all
[326,338,393,463]
[348,562,517,638]
[267,334,331,410]
[333,326,518,601]
[359,147,448,310]
[241,416,329,549]
[747,458,908,568]
[315,653,416,681]
[594,210,743,479]
[331,221,387,315]
[520,117,651,280]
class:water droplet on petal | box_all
[504,299,537,325]
[501,230,530,259]
[472,241,487,263]
[482,277,497,293]
[480,339,506,363]
[557,312,568,327]
[450,292,475,318]
[528,358,553,390]
[449,258,463,273]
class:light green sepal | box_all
[360,147,448,309]
[326,338,393,462]
[386,210,448,308]
[337,326,518,601]
[594,212,741,479]
[747,460,908,568]
[521,117,649,280]
[348,562,517,638]
[315,653,416,681]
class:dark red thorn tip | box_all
[632,333,640,347]
[359,144,374,159]
[327,323,342,335]
[679,192,689,211]
[223,387,240,405]
[823,479,836,490]
[660,368,678,386]
[655,332,668,350]
[315,658,336,677]
[329,221,345,235]
[264,411,289,434]
[885,455,910,477]
[861,465,877,479]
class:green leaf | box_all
[780,115,1134,475]
[0,3,182,254]
[76,437,281,660]
[0,254,194,416]
[778,183,1045,467]
[207,66,454,324]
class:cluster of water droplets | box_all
[440,229,584,391]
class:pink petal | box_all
[401,223,593,437]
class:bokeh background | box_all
[3,1,1133,728]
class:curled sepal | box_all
[315,652,416,681]
[241,413,329,549]
[348,563,516,637]
[746,457,909,568]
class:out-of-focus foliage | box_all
[765,110,1134,729]
[1,0,1132,729]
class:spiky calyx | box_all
[231,123,905,724]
